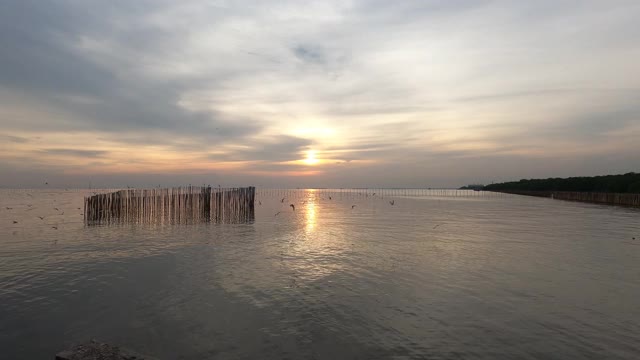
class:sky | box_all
[1,0,639,188]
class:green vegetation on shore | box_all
[483,172,640,193]
[459,184,485,190]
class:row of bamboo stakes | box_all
[255,188,506,200]
[84,186,255,224]
[494,190,640,207]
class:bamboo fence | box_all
[84,186,255,224]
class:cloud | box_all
[40,149,109,158]
[209,135,312,162]
[0,0,639,187]
[292,45,326,64]
[2,135,29,143]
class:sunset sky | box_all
[1,1,639,188]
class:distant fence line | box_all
[84,186,255,224]
[492,190,640,207]
[255,188,506,199]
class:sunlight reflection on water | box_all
[1,189,639,359]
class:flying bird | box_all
[281,197,286,203]
[290,204,295,211]
[13,220,18,224]
[37,216,45,220]
[54,208,59,211]
[274,211,282,217]
[351,205,356,209]
[51,226,58,230]
[329,196,332,200]
[389,200,395,205]
[5,207,12,210]
[258,201,262,206]
[433,224,443,229]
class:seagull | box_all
[274,211,282,217]
[351,205,356,209]
[290,204,295,211]
[389,200,395,205]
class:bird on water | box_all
[290,204,295,211]
[13,221,18,224]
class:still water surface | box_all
[1,189,639,359]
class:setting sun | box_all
[304,150,319,165]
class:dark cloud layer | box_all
[0,0,263,148]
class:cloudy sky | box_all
[1,0,639,188]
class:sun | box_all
[304,150,319,165]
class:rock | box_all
[55,340,156,360]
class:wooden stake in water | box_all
[84,186,255,225]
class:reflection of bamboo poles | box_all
[84,186,255,225]
[493,190,640,207]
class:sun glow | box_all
[304,150,319,165]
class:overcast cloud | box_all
[1,0,639,188]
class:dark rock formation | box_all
[55,340,156,360]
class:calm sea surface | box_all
[1,189,639,359]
